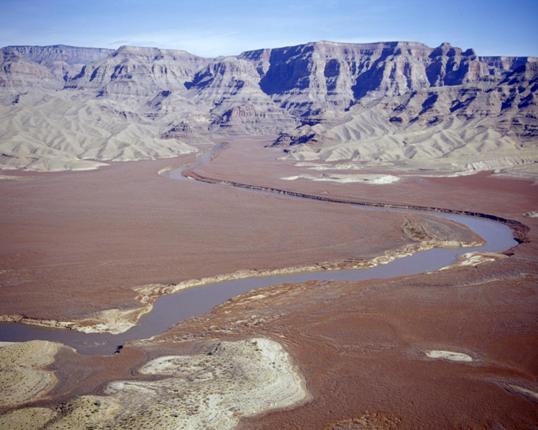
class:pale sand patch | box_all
[245,293,268,301]
[72,306,153,334]
[294,161,482,178]
[0,407,57,429]
[0,305,152,336]
[294,162,481,179]
[157,166,173,175]
[0,174,29,181]
[294,161,366,171]
[524,211,538,218]
[48,338,309,430]
[403,170,480,178]
[0,340,63,407]
[425,350,473,362]
[281,173,400,184]
[508,385,538,402]
[440,252,507,270]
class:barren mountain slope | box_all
[0,41,536,174]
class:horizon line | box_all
[2,39,537,59]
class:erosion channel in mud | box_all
[0,152,518,355]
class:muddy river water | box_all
[0,147,520,354]
[0,203,517,355]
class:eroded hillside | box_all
[0,41,536,174]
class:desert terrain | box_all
[0,137,537,429]
[0,39,537,429]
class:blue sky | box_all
[1,0,537,57]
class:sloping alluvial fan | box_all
[0,41,536,173]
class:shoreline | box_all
[183,169,529,244]
[0,235,481,335]
[0,163,526,338]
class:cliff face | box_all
[241,41,536,126]
[2,44,112,65]
[0,41,536,172]
[2,41,535,121]
[67,46,211,96]
[1,45,113,87]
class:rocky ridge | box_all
[0,41,536,173]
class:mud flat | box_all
[184,138,538,428]
[0,138,536,428]
[0,200,499,354]
[156,246,538,428]
[0,146,487,342]
[0,154,430,322]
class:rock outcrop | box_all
[0,41,536,173]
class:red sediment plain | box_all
[0,138,537,429]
